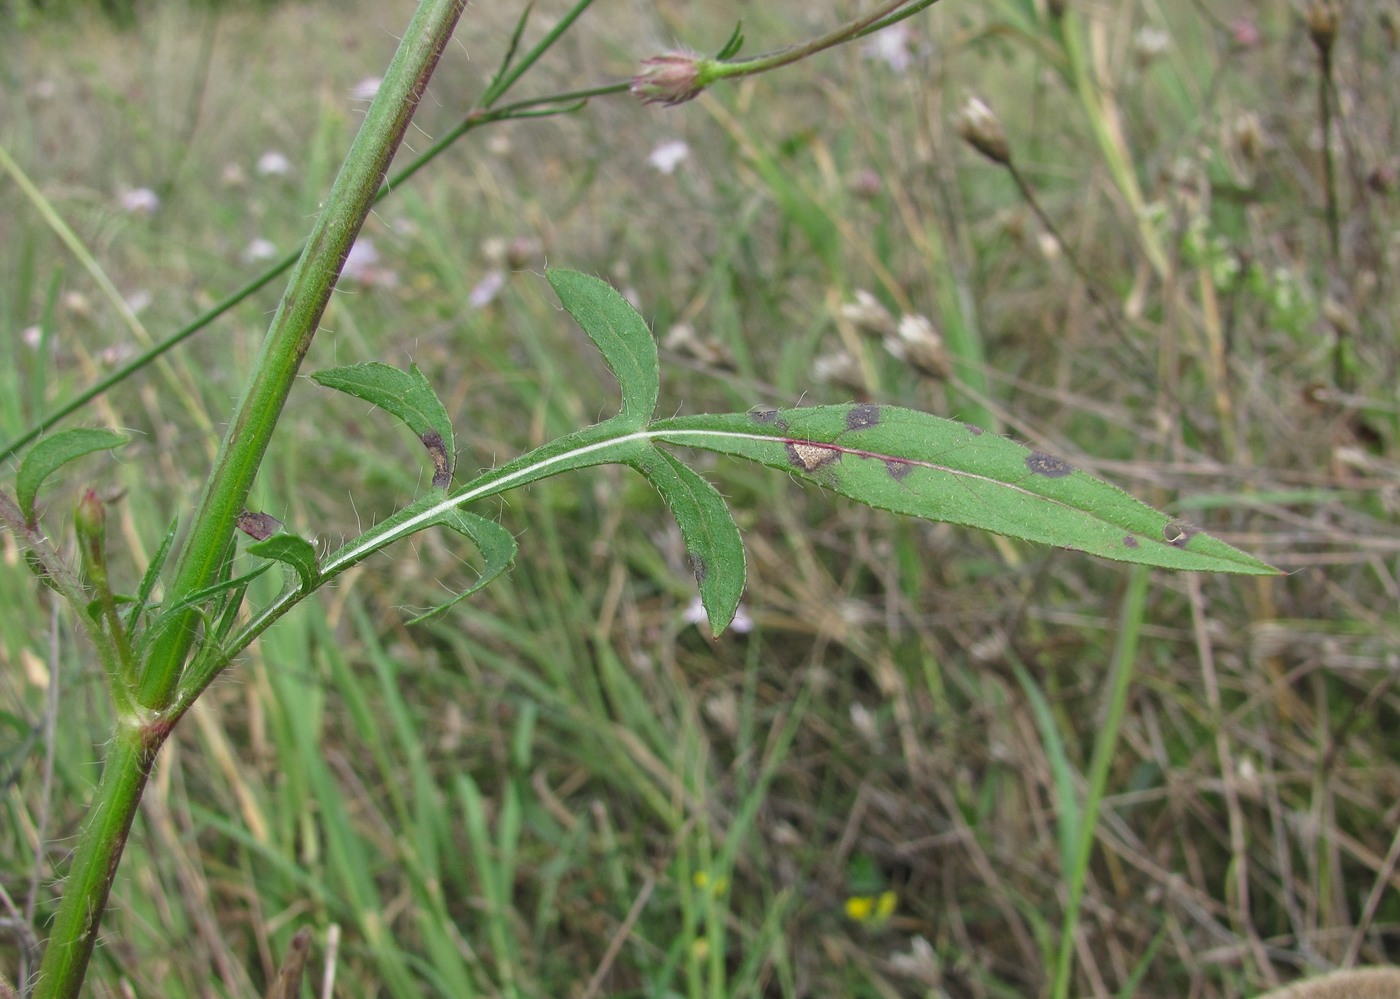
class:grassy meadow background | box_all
[2,0,1399,996]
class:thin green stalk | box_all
[31,4,468,995]
[1050,565,1150,999]
[702,0,937,85]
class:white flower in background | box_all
[683,595,753,635]
[861,22,915,73]
[21,325,43,350]
[647,139,691,175]
[242,238,278,264]
[469,270,506,308]
[124,289,152,314]
[350,76,381,102]
[255,151,292,178]
[119,187,159,214]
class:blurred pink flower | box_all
[351,76,381,101]
[340,238,398,289]
[647,140,691,175]
[256,151,292,178]
[243,238,278,264]
[861,22,916,73]
[469,270,506,308]
[119,187,159,214]
[1231,16,1260,48]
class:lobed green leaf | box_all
[628,447,746,636]
[247,533,321,594]
[651,405,1278,575]
[310,362,455,488]
[547,269,659,426]
[404,510,517,625]
[15,428,129,525]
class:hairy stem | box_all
[31,3,468,994]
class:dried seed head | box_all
[1307,0,1339,53]
[885,314,950,379]
[1367,162,1396,194]
[631,51,708,107]
[955,97,1012,165]
[1133,26,1171,67]
[1232,112,1265,165]
[839,290,898,338]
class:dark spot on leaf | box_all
[1123,535,1140,549]
[1026,451,1074,478]
[884,458,914,481]
[421,430,452,489]
[1163,521,1197,547]
[786,441,841,472]
[845,403,880,431]
[750,407,788,431]
[688,552,708,584]
[237,510,281,541]
[963,423,984,436]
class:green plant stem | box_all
[32,4,468,995]
[31,724,165,999]
[1050,564,1149,999]
[135,0,468,712]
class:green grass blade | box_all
[651,406,1278,574]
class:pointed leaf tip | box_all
[16,428,130,525]
[547,269,659,426]
[651,405,1278,576]
[628,448,745,635]
[311,361,455,488]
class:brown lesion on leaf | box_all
[786,441,841,473]
[1163,521,1197,547]
[1123,535,1140,549]
[845,403,880,431]
[421,429,453,489]
[884,458,915,481]
[687,551,708,584]
[1026,450,1074,478]
[236,510,282,541]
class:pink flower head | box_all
[631,51,707,107]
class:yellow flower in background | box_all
[844,890,898,925]
[692,871,729,896]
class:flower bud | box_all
[74,488,106,549]
[631,52,708,107]
[955,97,1012,165]
[1307,0,1339,54]
[74,487,109,584]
